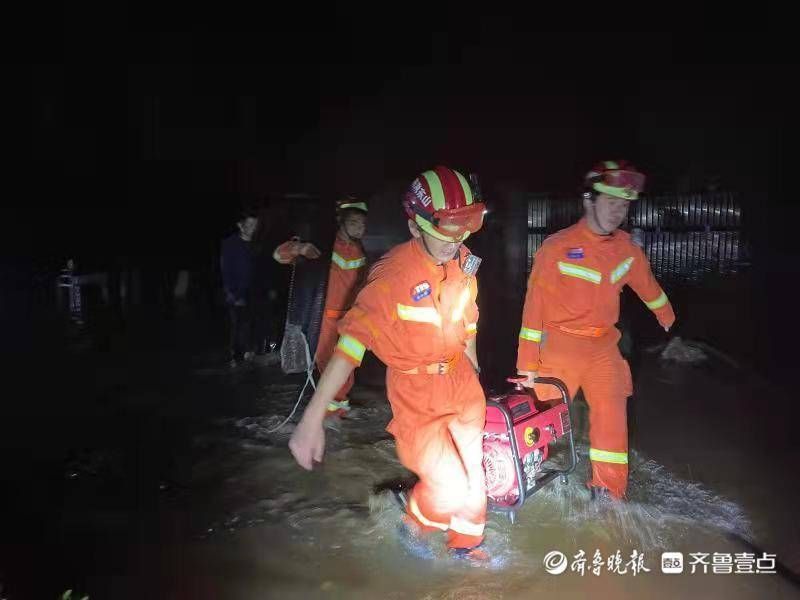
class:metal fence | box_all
[527,191,748,283]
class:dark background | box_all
[13,7,797,381]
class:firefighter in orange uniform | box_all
[289,166,489,559]
[273,198,368,416]
[517,160,676,500]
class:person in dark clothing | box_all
[247,201,290,357]
[221,211,259,366]
[251,243,285,356]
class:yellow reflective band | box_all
[423,170,447,211]
[610,257,634,284]
[397,304,442,327]
[453,170,475,206]
[327,399,350,411]
[519,327,542,342]
[645,291,668,310]
[558,261,602,284]
[336,335,366,363]
[331,252,366,270]
[589,448,628,465]
[409,496,449,531]
[449,515,485,537]
[450,287,471,322]
[466,322,477,334]
[338,202,368,212]
[594,182,639,200]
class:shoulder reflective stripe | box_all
[557,261,602,284]
[409,496,449,531]
[449,515,485,537]
[397,304,442,327]
[466,322,477,334]
[610,257,635,284]
[589,448,628,465]
[645,291,668,310]
[336,335,366,362]
[519,327,542,342]
[450,286,471,322]
[332,252,366,270]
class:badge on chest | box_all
[411,281,432,302]
[566,247,585,260]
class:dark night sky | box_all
[7,5,797,382]
[17,7,795,268]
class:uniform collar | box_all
[411,237,463,273]
[578,217,618,243]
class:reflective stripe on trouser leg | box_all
[408,496,448,532]
[405,478,461,536]
[450,516,485,537]
[582,343,632,499]
[589,448,628,464]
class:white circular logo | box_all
[543,551,568,575]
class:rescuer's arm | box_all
[463,275,480,374]
[628,247,675,331]
[273,239,322,264]
[288,353,356,470]
[517,244,553,386]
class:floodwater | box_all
[170,365,797,600]
[1,306,799,599]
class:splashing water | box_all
[182,378,790,599]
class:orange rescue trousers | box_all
[389,358,487,549]
[533,327,632,499]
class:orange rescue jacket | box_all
[334,238,479,372]
[517,218,675,372]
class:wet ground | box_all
[1,292,799,599]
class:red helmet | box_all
[585,160,646,200]
[336,195,368,214]
[403,166,485,242]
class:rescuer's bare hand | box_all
[517,370,537,388]
[289,418,326,470]
[299,243,322,259]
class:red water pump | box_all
[483,376,578,520]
